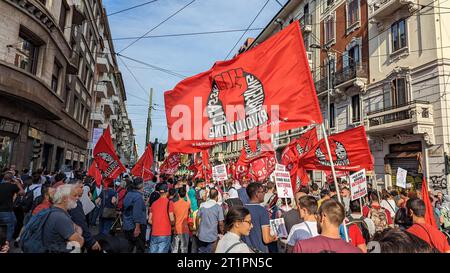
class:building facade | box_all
[0,0,136,172]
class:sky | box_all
[102,0,289,156]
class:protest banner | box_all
[275,164,286,171]
[213,164,228,181]
[349,169,367,201]
[274,171,294,199]
[396,168,407,188]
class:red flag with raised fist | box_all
[164,21,322,153]
[131,144,154,181]
[299,126,373,172]
[88,161,103,187]
[93,126,126,180]
[160,153,181,175]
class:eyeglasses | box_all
[241,220,253,226]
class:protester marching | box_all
[1,20,450,256]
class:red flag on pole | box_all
[88,161,102,187]
[93,126,126,180]
[422,177,438,228]
[164,21,322,153]
[299,126,374,172]
[160,153,181,175]
[131,143,154,181]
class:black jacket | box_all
[68,200,96,248]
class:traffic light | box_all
[32,140,42,159]
[158,143,166,161]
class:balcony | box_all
[94,83,107,99]
[299,14,312,33]
[99,74,116,97]
[72,0,86,25]
[369,0,419,21]
[91,111,104,127]
[365,100,434,135]
[96,54,109,74]
[101,98,114,115]
[314,76,330,95]
[333,62,368,90]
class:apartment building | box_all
[365,0,450,192]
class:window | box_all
[329,103,336,128]
[327,0,334,7]
[351,95,360,123]
[391,19,407,52]
[14,34,38,74]
[73,96,79,118]
[59,1,68,31]
[51,60,62,93]
[324,15,335,44]
[65,88,71,112]
[347,0,359,27]
[346,45,360,67]
[391,78,407,106]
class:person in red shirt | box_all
[406,198,450,253]
[148,183,174,253]
[32,186,55,215]
[345,200,373,253]
[171,187,191,253]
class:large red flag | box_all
[164,21,322,153]
[88,161,102,187]
[93,126,126,180]
[160,153,181,175]
[131,143,154,181]
[299,126,373,172]
[422,177,438,228]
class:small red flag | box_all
[422,177,438,228]
[93,126,126,180]
[299,126,374,172]
[131,143,154,181]
[88,161,102,187]
[160,153,181,175]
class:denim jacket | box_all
[122,190,146,231]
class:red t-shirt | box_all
[150,197,174,236]
[293,235,363,253]
[173,198,190,234]
[32,200,52,215]
[407,223,450,253]
[362,205,393,225]
[348,224,366,247]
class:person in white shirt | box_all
[380,189,397,219]
[215,206,254,253]
[287,195,319,253]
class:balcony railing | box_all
[365,100,433,132]
[314,76,329,94]
[369,0,418,20]
[333,62,368,87]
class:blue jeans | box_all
[197,240,214,253]
[0,211,16,243]
[149,235,172,253]
[99,218,114,235]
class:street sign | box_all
[349,169,367,201]
[274,170,293,198]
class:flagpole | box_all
[320,123,349,242]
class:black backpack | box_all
[347,215,371,244]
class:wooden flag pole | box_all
[320,123,349,243]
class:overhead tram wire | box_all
[118,56,150,97]
[116,53,187,79]
[117,0,196,54]
[224,0,271,60]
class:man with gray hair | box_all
[42,184,84,252]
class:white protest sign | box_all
[349,169,367,201]
[274,171,294,198]
[396,168,407,189]
[275,164,286,172]
[213,164,228,181]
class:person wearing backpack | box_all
[344,200,375,253]
[363,192,393,233]
[0,172,24,246]
[20,184,84,253]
